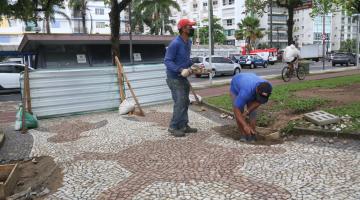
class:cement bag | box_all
[14,105,38,130]
[189,94,202,104]
[119,99,135,115]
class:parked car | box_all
[238,55,268,69]
[0,63,34,90]
[191,56,241,78]
[229,54,241,63]
[332,53,357,67]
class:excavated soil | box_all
[212,124,283,146]
[295,83,360,105]
[6,156,63,199]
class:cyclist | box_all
[283,43,301,74]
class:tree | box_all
[198,18,226,45]
[245,0,304,45]
[0,0,36,21]
[310,0,338,17]
[135,0,180,35]
[109,0,132,62]
[37,0,71,33]
[235,16,264,51]
[335,0,360,15]
[340,39,357,52]
[69,0,90,33]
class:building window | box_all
[213,1,218,5]
[223,0,226,5]
[51,21,61,28]
[302,26,304,30]
[203,2,207,6]
[96,22,105,28]
[193,3,198,8]
[229,0,234,5]
[224,29,235,36]
[95,8,104,15]
[226,19,233,26]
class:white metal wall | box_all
[22,64,172,118]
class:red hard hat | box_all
[177,19,196,30]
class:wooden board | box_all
[0,164,19,199]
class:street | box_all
[189,60,340,83]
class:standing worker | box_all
[230,73,272,142]
[164,19,198,137]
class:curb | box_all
[202,101,234,117]
[290,126,360,140]
[192,67,359,89]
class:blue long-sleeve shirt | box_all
[230,73,272,111]
[164,36,193,79]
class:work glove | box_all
[181,68,192,77]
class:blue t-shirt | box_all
[230,73,271,111]
[164,36,193,79]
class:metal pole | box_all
[128,3,133,64]
[269,0,273,47]
[208,0,213,85]
[355,14,360,68]
[209,0,214,55]
[322,14,326,70]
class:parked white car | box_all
[191,56,241,78]
[0,63,34,90]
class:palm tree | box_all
[199,17,226,45]
[39,0,71,33]
[135,0,180,35]
[235,16,264,51]
[68,0,90,33]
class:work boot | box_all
[183,125,198,133]
[168,128,186,137]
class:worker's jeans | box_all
[166,77,190,130]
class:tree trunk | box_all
[287,6,294,45]
[82,10,87,33]
[109,0,120,64]
[45,13,51,34]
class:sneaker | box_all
[168,128,186,137]
[248,134,257,142]
[183,125,198,133]
[239,135,250,143]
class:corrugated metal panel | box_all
[21,64,172,118]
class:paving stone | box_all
[304,110,340,126]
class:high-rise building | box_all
[293,3,358,51]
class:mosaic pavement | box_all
[27,104,360,200]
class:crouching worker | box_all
[230,73,272,142]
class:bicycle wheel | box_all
[297,66,306,80]
[281,66,291,82]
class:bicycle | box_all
[281,63,306,82]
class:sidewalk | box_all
[196,68,360,98]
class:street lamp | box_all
[352,13,360,68]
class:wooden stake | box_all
[24,65,32,114]
[115,57,126,102]
[115,57,145,116]
[21,72,27,134]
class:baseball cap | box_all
[177,19,196,30]
[256,82,272,104]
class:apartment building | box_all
[171,0,246,46]
[294,4,358,51]
[171,0,290,49]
